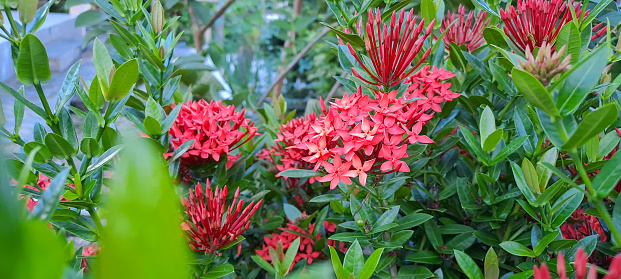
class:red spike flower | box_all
[533,248,621,279]
[440,5,490,52]
[180,181,262,254]
[500,0,586,53]
[348,8,434,88]
[168,100,258,168]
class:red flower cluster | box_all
[284,66,457,189]
[347,9,434,88]
[440,5,490,52]
[256,220,346,266]
[169,100,258,167]
[534,248,621,279]
[259,113,319,189]
[21,174,74,211]
[592,22,607,42]
[560,208,607,242]
[500,0,585,53]
[180,181,262,254]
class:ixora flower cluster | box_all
[180,181,262,254]
[278,66,458,189]
[440,4,490,52]
[169,99,258,168]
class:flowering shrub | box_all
[5,0,621,278]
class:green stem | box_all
[2,4,21,39]
[498,97,516,119]
[33,83,54,120]
[572,151,621,245]
[79,102,114,176]
[87,207,105,235]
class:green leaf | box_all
[283,204,302,221]
[454,250,484,279]
[310,194,343,203]
[81,138,103,157]
[31,168,70,221]
[54,60,81,114]
[370,206,399,233]
[511,68,559,118]
[420,0,436,27]
[93,38,114,86]
[18,0,37,23]
[277,169,322,178]
[406,251,442,264]
[483,27,509,49]
[151,0,164,33]
[557,44,609,116]
[534,180,565,207]
[344,240,364,277]
[484,248,499,279]
[490,136,528,165]
[460,126,489,164]
[593,149,621,198]
[0,82,47,119]
[533,231,559,256]
[471,0,500,18]
[550,187,584,229]
[566,235,598,261]
[499,241,535,257]
[74,9,109,27]
[449,43,467,71]
[145,97,161,122]
[510,162,537,204]
[479,106,496,147]
[201,264,234,279]
[16,34,51,85]
[424,220,443,251]
[75,85,105,127]
[483,129,503,153]
[391,213,432,231]
[536,147,558,192]
[143,116,161,136]
[98,140,189,278]
[556,22,580,64]
[321,22,365,49]
[280,237,300,276]
[521,158,539,194]
[329,246,349,279]
[23,142,52,163]
[45,133,77,158]
[359,248,384,279]
[58,108,78,150]
[107,59,138,101]
[562,103,618,151]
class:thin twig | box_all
[257,26,334,107]
[201,0,237,34]
[353,179,379,219]
[324,72,348,105]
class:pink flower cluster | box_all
[169,100,258,167]
[440,4,491,52]
[21,174,74,211]
[256,220,346,266]
[280,66,458,189]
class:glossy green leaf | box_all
[593,149,621,198]
[521,158,539,194]
[16,34,51,85]
[107,59,138,101]
[23,142,52,163]
[45,133,77,158]
[556,22,580,64]
[562,103,618,151]
[344,240,364,277]
[550,187,584,229]
[329,246,349,279]
[454,250,484,279]
[533,231,559,256]
[424,220,443,251]
[359,248,384,279]
[510,161,536,205]
[406,251,442,264]
[499,241,535,257]
[512,68,559,118]
[54,60,81,114]
[81,137,103,157]
[202,264,234,279]
[484,248,499,279]
[278,169,322,178]
[0,82,47,119]
[557,44,609,116]
[93,38,114,86]
[280,237,300,276]
[483,27,509,49]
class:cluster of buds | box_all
[180,181,262,254]
[282,66,458,189]
[256,220,346,266]
[346,9,434,88]
[533,248,621,279]
[518,42,571,86]
[168,100,258,168]
[440,4,491,52]
[500,0,585,53]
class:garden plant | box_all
[3,0,621,278]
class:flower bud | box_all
[518,42,571,86]
[151,0,164,34]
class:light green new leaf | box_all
[479,106,495,146]
[556,22,580,64]
[359,248,384,279]
[329,246,349,279]
[106,59,138,101]
[499,241,535,257]
[93,38,114,86]
[97,140,189,279]
[484,248,499,279]
[344,240,364,277]
[280,237,300,276]
[18,0,37,23]
[16,34,51,85]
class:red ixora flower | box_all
[168,99,258,167]
[18,174,75,211]
[500,0,586,53]
[440,5,491,52]
[81,245,101,272]
[533,247,621,279]
[560,208,607,242]
[285,66,458,189]
[256,219,347,266]
[180,181,262,254]
[347,8,434,88]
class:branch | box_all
[257,26,333,107]
[199,0,237,34]
[324,72,349,105]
